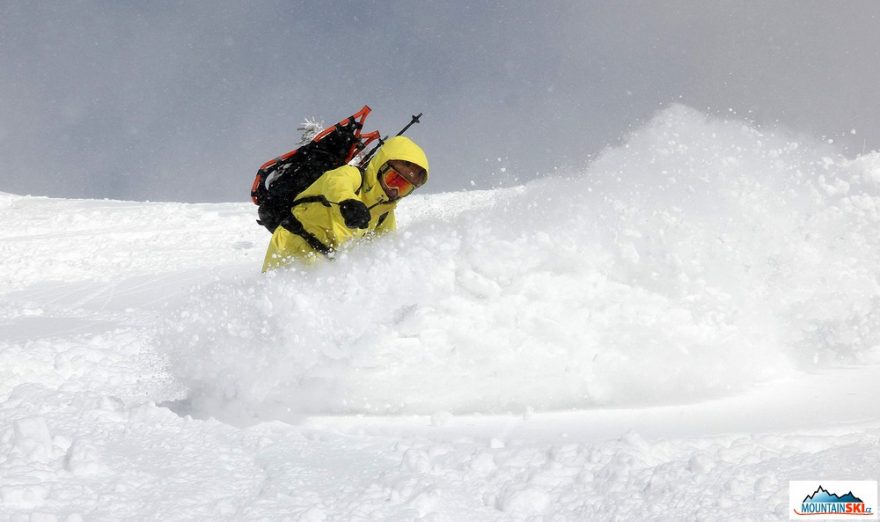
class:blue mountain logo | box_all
[795,484,872,516]
[803,486,864,504]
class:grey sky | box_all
[1,1,879,202]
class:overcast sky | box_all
[1,1,879,202]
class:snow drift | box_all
[3,105,879,521]
[161,105,880,421]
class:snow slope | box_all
[1,105,879,521]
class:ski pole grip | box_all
[359,112,422,167]
[396,113,422,136]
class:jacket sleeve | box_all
[321,165,362,203]
[318,165,364,248]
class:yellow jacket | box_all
[262,136,429,271]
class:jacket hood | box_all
[363,136,429,197]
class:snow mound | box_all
[161,105,880,421]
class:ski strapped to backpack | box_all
[250,106,422,237]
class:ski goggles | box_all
[379,162,426,198]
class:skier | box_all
[262,135,429,271]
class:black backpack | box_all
[250,106,379,233]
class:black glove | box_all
[338,199,370,229]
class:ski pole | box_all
[359,113,422,166]
[396,113,422,136]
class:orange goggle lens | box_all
[385,170,415,196]
[380,165,417,197]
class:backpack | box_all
[250,105,380,233]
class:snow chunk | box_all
[12,417,53,462]
[496,485,550,515]
[0,483,49,509]
[64,439,110,476]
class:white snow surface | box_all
[1,105,879,520]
